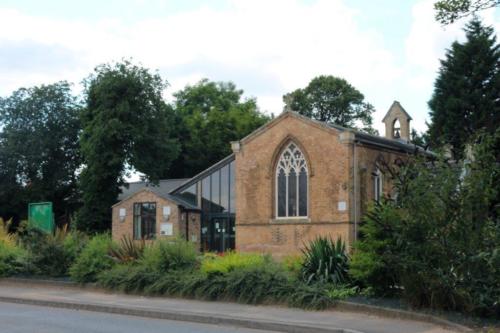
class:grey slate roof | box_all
[117,179,189,201]
[116,179,200,210]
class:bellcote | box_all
[382,101,412,142]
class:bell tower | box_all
[382,101,412,142]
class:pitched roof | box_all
[382,101,413,122]
[117,178,189,201]
[237,110,428,155]
[115,178,200,210]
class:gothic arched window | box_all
[276,142,308,218]
[373,168,383,202]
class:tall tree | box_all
[435,0,499,25]
[78,61,180,232]
[169,79,269,178]
[428,18,499,158]
[0,82,81,225]
[283,75,376,134]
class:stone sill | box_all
[269,218,311,224]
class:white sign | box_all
[338,201,347,211]
[160,223,173,236]
[119,208,126,217]
[163,206,171,216]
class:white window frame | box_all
[275,142,309,219]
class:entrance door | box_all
[202,216,235,253]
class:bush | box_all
[301,237,350,285]
[139,239,197,273]
[200,252,267,275]
[281,255,303,277]
[350,130,500,317]
[0,218,16,246]
[98,264,160,293]
[70,234,116,283]
[19,226,86,277]
[108,236,145,264]
[0,241,27,277]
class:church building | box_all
[112,101,424,256]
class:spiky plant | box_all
[301,237,350,285]
[108,235,145,264]
[0,218,16,246]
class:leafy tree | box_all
[283,75,376,134]
[0,82,81,225]
[428,18,499,159]
[351,129,500,316]
[169,79,269,178]
[77,61,180,232]
[435,0,499,24]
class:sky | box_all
[0,0,499,135]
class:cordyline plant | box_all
[301,237,350,285]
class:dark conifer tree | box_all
[428,18,499,158]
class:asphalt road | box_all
[0,302,276,333]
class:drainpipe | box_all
[353,140,358,243]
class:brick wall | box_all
[112,189,200,247]
[234,114,353,257]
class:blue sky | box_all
[0,0,498,134]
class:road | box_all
[0,302,276,333]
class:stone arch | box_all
[268,135,314,179]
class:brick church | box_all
[112,101,424,256]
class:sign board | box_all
[337,201,347,211]
[28,202,55,234]
[160,223,173,236]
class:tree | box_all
[351,129,500,316]
[77,61,180,232]
[283,76,376,134]
[169,79,269,178]
[428,18,499,159]
[435,0,500,25]
[0,82,81,225]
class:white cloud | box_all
[0,0,498,135]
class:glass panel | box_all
[211,170,222,213]
[229,161,236,213]
[211,170,220,204]
[202,176,211,212]
[299,169,307,216]
[178,184,197,206]
[277,169,286,217]
[288,169,297,216]
[220,165,229,212]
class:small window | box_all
[373,169,383,202]
[133,202,156,240]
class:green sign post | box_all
[28,202,55,234]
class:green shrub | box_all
[276,282,354,310]
[108,236,145,264]
[98,264,160,293]
[19,226,84,277]
[63,230,89,264]
[350,130,500,317]
[70,234,116,283]
[281,255,303,277]
[139,239,197,273]
[301,237,350,285]
[224,262,290,304]
[200,252,267,275]
[0,241,27,277]
[349,201,401,295]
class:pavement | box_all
[0,280,462,333]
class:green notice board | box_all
[28,202,55,233]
